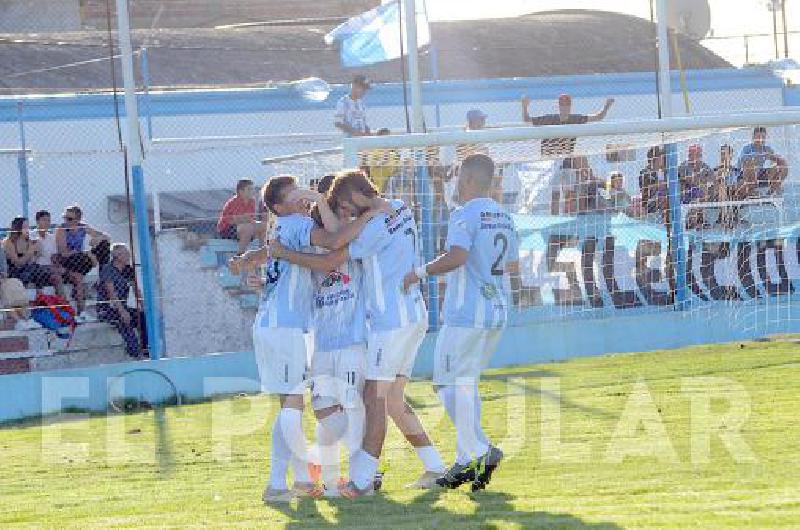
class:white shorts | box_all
[252,324,312,395]
[433,326,504,386]
[366,320,428,381]
[310,345,367,411]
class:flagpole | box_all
[398,0,411,133]
[403,0,424,133]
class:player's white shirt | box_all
[443,197,519,329]
[335,95,369,136]
[348,199,426,332]
[311,257,366,352]
[258,213,315,329]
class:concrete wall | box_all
[0,0,81,32]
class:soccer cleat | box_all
[338,480,375,499]
[435,462,476,489]
[373,470,385,492]
[262,487,296,504]
[471,446,504,492]
[406,470,445,489]
[293,481,324,499]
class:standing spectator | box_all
[2,217,50,291]
[217,179,262,254]
[712,145,743,228]
[97,243,147,359]
[31,210,65,297]
[0,244,38,330]
[737,127,789,195]
[55,205,110,321]
[606,171,632,214]
[521,93,615,156]
[334,74,371,137]
[639,146,669,221]
[678,144,715,201]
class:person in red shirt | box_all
[218,179,261,253]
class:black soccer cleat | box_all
[435,461,477,489]
[471,446,504,492]
[373,470,385,492]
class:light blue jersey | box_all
[443,197,519,329]
[349,199,426,332]
[312,258,366,352]
[258,214,315,329]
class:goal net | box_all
[339,113,800,348]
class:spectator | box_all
[362,128,400,193]
[606,171,632,214]
[31,210,65,297]
[678,144,715,202]
[97,243,147,358]
[466,109,488,131]
[334,74,371,137]
[218,179,262,254]
[55,205,110,321]
[712,145,743,228]
[737,127,788,195]
[639,146,669,221]
[0,244,38,330]
[521,93,615,156]
[2,217,50,291]
[571,157,606,213]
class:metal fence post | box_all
[666,142,687,310]
[16,101,30,219]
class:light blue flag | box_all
[325,0,430,67]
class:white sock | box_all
[472,385,490,453]
[317,412,348,488]
[350,449,379,490]
[438,386,471,465]
[274,408,311,485]
[344,405,365,460]
[268,412,291,490]
[455,384,489,460]
[415,445,446,473]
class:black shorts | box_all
[219,225,238,240]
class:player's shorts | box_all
[365,319,428,381]
[252,323,312,395]
[310,345,367,411]
[433,326,504,386]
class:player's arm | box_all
[271,241,349,272]
[403,246,469,291]
[311,208,380,250]
[586,98,615,123]
[228,245,270,275]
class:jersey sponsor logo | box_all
[321,270,351,288]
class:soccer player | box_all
[403,154,520,491]
[271,170,446,497]
[230,175,382,503]
[305,174,370,497]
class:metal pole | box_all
[774,5,781,60]
[656,0,673,118]
[16,102,30,219]
[139,47,154,141]
[783,0,790,59]
[403,0,424,133]
[116,0,164,360]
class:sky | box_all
[421,0,800,66]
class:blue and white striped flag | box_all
[325,0,431,67]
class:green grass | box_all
[2,340,799,529]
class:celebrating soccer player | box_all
[230,175,381,503]
[271,170,446,497]
[404,154,520,491]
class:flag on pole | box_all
[325,0,431,67]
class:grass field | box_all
[1,339,799,529]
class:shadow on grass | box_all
[282,488,621,529]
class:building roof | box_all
[0,10,732,94]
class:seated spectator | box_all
[0,244,38,330]
[361,128,400,193]
[217,179,262,254]
[55,205,110,321]
[571,157,606,213]
[712,144,743,228]
[678,144,715,201]
[3,217,50,292]
[639,146,669,221]
[97,243,147,359]
[606,171,632,214]
[31,210,65,297]
[737,127,788,195]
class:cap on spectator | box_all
[466,109,487,122]
[558,93,572,104]
[352,74,371,89]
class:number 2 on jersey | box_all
[491,232,508,276]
